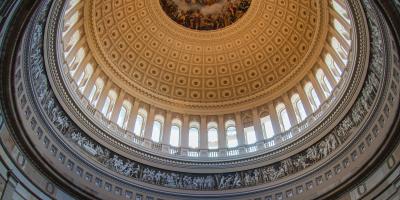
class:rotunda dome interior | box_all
[60,0,354,160]
[2,0,399,199]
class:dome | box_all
[78,0,330,113]
[0,0,400,199]
[58,0,352,163]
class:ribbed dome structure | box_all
[79,0,330,112]
[0,0,400,199]
[57,0,354,162]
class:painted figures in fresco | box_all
[160,0,251,30]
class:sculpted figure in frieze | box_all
[165,173,177,188]
[319,140,329,158]
[205,175,215,190]
[336,116,354,142]
[154,170,165,185]
[232,172,241,188]
[143,168,156,183]
[243,172,252,187]
[253,169,261,184]
[54,113,70,132]
[261,167,270,182]
[281,159,294,176]
[352,102,367,125]
[293,155,308,171]
[94,145,110,163]
[306,146,320,163]
[326,134,340,153]
[130,164,141,178]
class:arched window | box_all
[305,83,321,111]
[331,0,350,24]
[70,48,85,74]
[316,69,333,97]
[244,126,257,145]
[117,100,131,129]
[64,12,79,32]
[225,120,238,148]
[65,31,80,51]
[151,115,164,143]
[101,97,111,116]
[333,19,350,43]
[331,37,348,64]
[66,0,80,11]
[188,122,200,149]
[133,108,147,137]
[88,78,104,106]
[76,71,86,88]
[261,115,275,139]
[88,85,97,102]
[117,107,127,128]
[170,119,182,147]
[101,90,117,119]
[276,103,291,132]
[291,94,307,122]
[324,54,342,81]
[134,115,144,136]
[77,64,94,92]
[208,122,218,149]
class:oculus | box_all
[160,0,251,30]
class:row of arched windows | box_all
[66,62,345,150]
[71,61,340,147]
[62,0,352,153]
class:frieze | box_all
[17,0,389,191]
